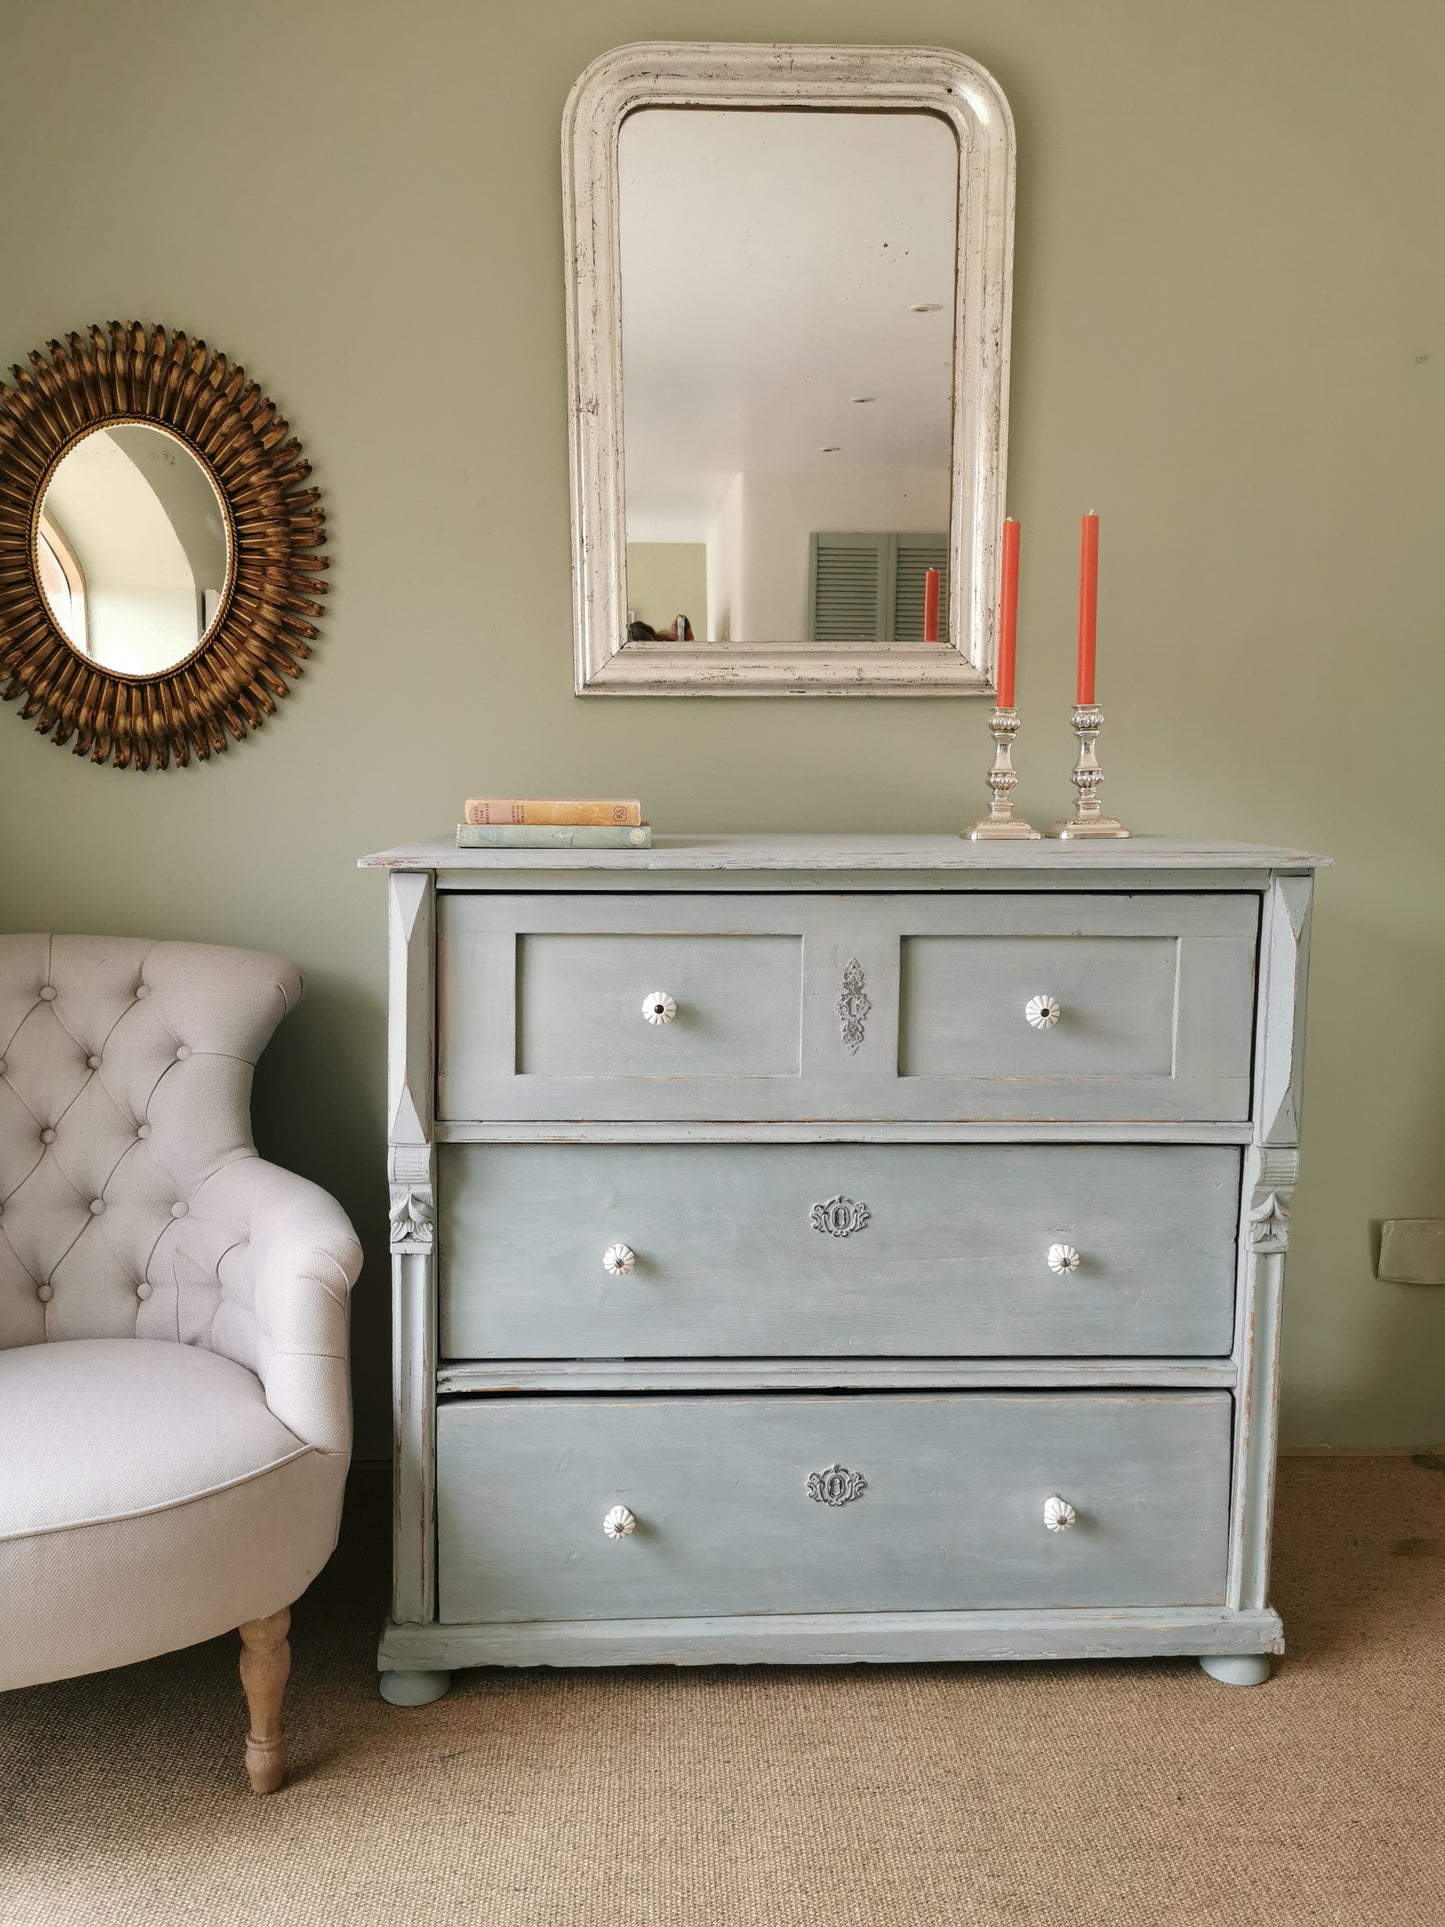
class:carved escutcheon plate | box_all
[810,1194,871,1237]
[836,958,872,1053]
[807,1463,867,1506]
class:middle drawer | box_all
[439,1143,1240,1358]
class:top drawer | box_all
[436,892,1257,1123]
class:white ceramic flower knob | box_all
[1047,1243,1082,1275]
[642,991,677,1025]
[1025,995,1061,1030]
[603,1504,636,1540]
[1043,1494,1077,1532]
[603,1243,636,1275]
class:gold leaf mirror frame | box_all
[0,322,326,770]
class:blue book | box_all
[456,823,652,848]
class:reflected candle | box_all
[995,519,1020,708]
[923,567,940,644]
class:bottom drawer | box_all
[437,1392,1232,1624]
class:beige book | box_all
[463,797,642,827]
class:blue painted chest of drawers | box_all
[359,834,1325,1698]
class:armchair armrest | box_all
[203,1158,364,1454]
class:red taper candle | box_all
[1076,512,1099,705]
[995,519,1020,708]
[923,567,940,644]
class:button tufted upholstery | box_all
[0,935,363,1708]
[1,934,306,1350]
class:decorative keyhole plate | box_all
[807,1463,867,1506]
[836,958,872,1054]
[810,1195,871,1237]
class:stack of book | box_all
[457,798,651,848]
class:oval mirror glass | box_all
[35,423,231,675]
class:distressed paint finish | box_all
[434,1120,1255,1146]
[437,1143,1241,1359]
[1224,867,1317,1624]
[387,871,434,1147]
[561,44,1015,696]
[360,832,1327,876]
[435,1392,1232,1623]
[437,1356,1240,1395]
[379,1606,1286,1671]
[436,890,1257,1123]
[366,835,1326,1680]
[1256,873,1314,1150]
[387,869,437,1626]
[515,932,803,1078]
[1229,1147,1299,1616]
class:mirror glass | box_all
[619,108,958,648]
[35,424,231,674]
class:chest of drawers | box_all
[360,834,1324,1700]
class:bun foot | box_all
[380,1668,452,1706]
[1199,1652,1272,1688]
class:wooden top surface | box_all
[358,832,1330,873]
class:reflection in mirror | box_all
[36,424,230,674]
[619,109,957,648]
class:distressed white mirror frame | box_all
[562,42,1015,697]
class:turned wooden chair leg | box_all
[239,1607,292,1793]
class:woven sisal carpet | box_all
[2,1457,1442,1926]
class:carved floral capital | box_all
[389,1186,434,1253]
[1248,1188,1292,1253]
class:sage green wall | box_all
[2,0,1441,1454]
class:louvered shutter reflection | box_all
[808,532,948,642]
[807,533,890,641]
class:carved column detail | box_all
[1248,1192,1292,1253]
[1248,1149,1298,1254]
[389,1186,434,1253]
[385,866,438,1635]
[1231,1133,1303,1613]
[389,1141,435,1255]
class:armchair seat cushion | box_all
[2,1339,308,1531]
[0,1340,347,1692]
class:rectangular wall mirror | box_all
[563,43,1015,696]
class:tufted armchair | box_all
[0,935,362,1791]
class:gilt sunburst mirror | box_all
[0,321,326,770]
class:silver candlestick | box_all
[1048,704,1130,839]
[963,708,1041,841]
